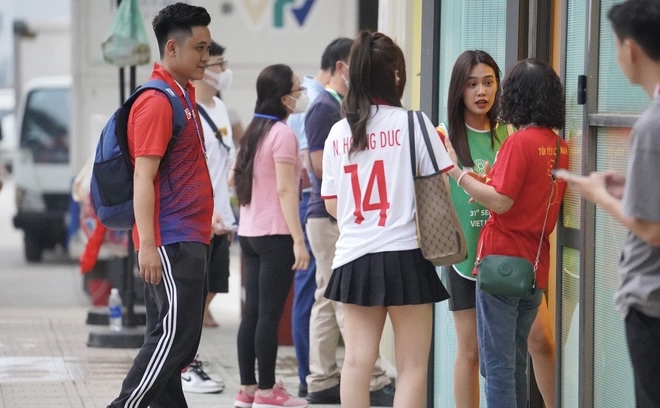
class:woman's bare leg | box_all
[528,293,556,408]
[452,308,480,408]
[388,304,434,408]
[340,304,387,408]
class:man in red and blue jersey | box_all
[107,3,214,408]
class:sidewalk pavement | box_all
[0,243,340,408]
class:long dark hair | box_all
[446,50,501,168]
[234,64,293,205]
[499,59,565,129]
[345,31,405,155]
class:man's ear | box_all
[620,38,636,63]
[336,60,344,74]
[626,38,642,64]
[165,38,177,57]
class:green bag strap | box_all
[532,137,561,271]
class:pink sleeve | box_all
[272,125,299,164]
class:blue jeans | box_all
[292,191,317,386]
[476,287,542,408]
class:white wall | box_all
[71,0,359,175]
[0,0,71,87]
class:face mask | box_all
[287,92,309,114]
[342,74,350,90]
[203,68,233,91]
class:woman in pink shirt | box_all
[232,64,310,408]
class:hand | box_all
[554,169,612,205]
[462,163,489,204]
[444,136,459,166]
[467,161,490,184]
[291,238,310,271]
[139,245,162,285]
[211,212,229,236]
[604,171,625,199]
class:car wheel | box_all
[24,233,43,262]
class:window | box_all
[20,88,70,164]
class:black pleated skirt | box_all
[324,249,450,306]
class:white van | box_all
[0,88,16,169]
[12,76,71,262]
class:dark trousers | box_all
[208,233,230,293]
[625,307,660,408]
[292,192,316,386]
[237,235,295,389]
[108,242,208,408]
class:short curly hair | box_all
[499,59,565,129]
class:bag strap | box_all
[532,137,561,271]
[124,79,186,164]
[408,110,440,177]
[196,103,231,152]
[408,110,417,177]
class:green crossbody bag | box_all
[476,137,560,297]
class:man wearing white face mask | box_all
[285,40,337,399]
[180,41,236,395]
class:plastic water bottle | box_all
[108,288,123,331]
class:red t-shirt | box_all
[127,63,213,249]
[476,127,569,289]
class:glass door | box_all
[557,0,645,406]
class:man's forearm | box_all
[134,176,156,247]
[599,194,660,247]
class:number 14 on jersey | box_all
[343,160,390,227]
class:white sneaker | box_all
[181,357,225,394]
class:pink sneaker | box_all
[234,389,256,408]
[253,382,309,408]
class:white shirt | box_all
[321,105,453,269]
[199,96,236,229]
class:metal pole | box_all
[123,64,138,328]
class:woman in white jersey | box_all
[442,50,557,408]
[320,31,451,408]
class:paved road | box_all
[0,176,338,408]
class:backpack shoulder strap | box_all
[133,79,186,140]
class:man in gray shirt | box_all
[557,0,660,406]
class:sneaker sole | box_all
[234,401,253,408]
[182,386,224,394]
[253,404,308,408]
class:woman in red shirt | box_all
[446,59,569,408]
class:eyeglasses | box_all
[290,86,307,94]
[206,60,228,69]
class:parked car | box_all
[0,88,16,171]
[13,76,71,262]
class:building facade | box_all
[418,0,646,407]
